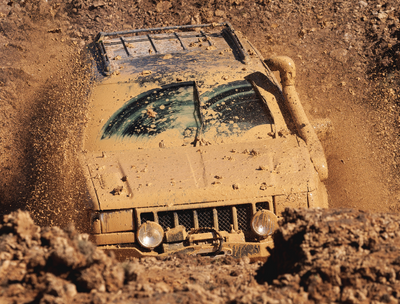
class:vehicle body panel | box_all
[83,137,318,211]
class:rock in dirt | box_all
[214,9,225,17]
[329,48,348,63]
[156,1,172,13]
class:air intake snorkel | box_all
[266,56,328,181]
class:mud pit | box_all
[1,0,400,302]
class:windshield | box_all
[201,80,273,141]
[102,82,199,145]
[101,80,274,148]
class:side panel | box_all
[77,154,101,210]
[100,209,135,233]
[274,192,308,216]
[308,180,329,208]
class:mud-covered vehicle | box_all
[80,22,328,260]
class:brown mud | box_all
[1,0,400,302]
[2,209,400,303]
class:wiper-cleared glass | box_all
[101,82,198,146]
[201,80,274,141]
[101,80,274,148]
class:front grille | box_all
[256,201,270,212]
[218,207,232,232]
[158,212,174,230]
[177,210,192,231]
[140,212,154,224]
[237,204,251,232]
[198,208,213,229]
[139,202,271,233]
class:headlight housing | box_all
[251,210,278,238]
[137,221,164,249]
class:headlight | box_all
[251,210,278,237]
[137,221,164,249]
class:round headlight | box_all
[137,221,164,249]
[251,210,278,237]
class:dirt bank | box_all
[2,209,400,303]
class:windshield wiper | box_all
[192,81,210,146]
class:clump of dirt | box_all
[0,210,262,304]
[257,208,400,303]
[0,210,125,303]
[3,208,400,303]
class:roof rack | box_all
[94,22,250,76]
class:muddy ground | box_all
[3,208,400,303]
[1,0,400,302]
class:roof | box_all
[93,22,252,76]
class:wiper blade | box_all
[192,81,210,146]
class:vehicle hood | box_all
[83,136,318,211]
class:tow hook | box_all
[187,227,224,255]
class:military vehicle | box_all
[80,22,328,259]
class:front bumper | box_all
[99,239,274,261]
[91,211,278,261]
